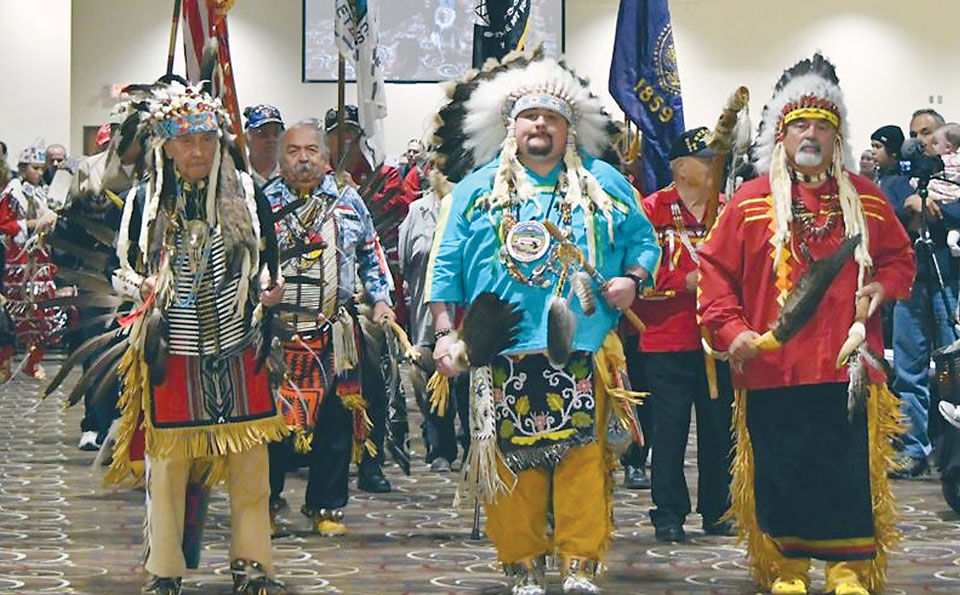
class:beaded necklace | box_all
[497,180,574,288]
[173,179,213,307]
[791,182,841,261]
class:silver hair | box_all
[277,119,329,161]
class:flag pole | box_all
[166,0,183,76]
[209,0,248,169]
[337,52,346,169]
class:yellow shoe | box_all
[314,519,347,536]
[834,583,869,595]
[303,506,347,536]
[32,365,45,380]
[771,578,807,595]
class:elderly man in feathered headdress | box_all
[426,52,660,594]
[698,53,915,595]
[103,78,288,594]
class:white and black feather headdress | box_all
[431,50,621,183]
[753,52,854,175]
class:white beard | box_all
[794,149,824,168]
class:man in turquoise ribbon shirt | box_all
[425,54,660,595]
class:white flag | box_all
[334,0,388,164]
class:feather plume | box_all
[43,329,121,398]
[858,345,893,381]
[199,38,219,96]
[46,236,112,272]
[64,211,118,248]
[36,294,128,310]
[572,270,596,316]
[459,292,522,368]
[54,269,114,293]
[142,310,169,386]
[69,311,120,333]
[847,352,867,422]
[67,339,130,407]
[769,235,860,345]
[92,418,120,468]
[547,295,577,366]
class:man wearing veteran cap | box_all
[635,127,735,544]
[244,104,284,187]
[108,80,287,594]
[698,53,915,595]
[262,120,394,536]
[426,53,660,594]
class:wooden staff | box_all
[703,86,750,230]
[542,221,645,334]
[700,86,750,397]
[337,53,346,167]
[209,1,248,168]
[166,0,183,76]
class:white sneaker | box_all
[508,562,546,595]
[78,431,100,451]
[430,457,452,472]
[512,579,546,595]
[940,401,960,430]
[562,573,601,593]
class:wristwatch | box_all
[625,272,646,298]
[433,328,455,342]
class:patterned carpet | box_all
[2,361,960,594]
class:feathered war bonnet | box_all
[752,52,871,299]
[431,50,623,261]
[113,70,259,320]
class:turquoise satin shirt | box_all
[426,154,660,355]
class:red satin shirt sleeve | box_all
[697,199,753,351]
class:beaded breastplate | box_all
[166,223,247,356]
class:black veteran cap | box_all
[324,105,361,132]
[669,127,717,161]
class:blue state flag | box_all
[608,0,685,194]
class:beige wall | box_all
[0,0,71,161]
[68,0,447,159]
[564,0,958,156]
[670,0,957,154]
[3,0,956,164]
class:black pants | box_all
[620,337,652,468]
[421,372,469,464]
[269,382,354,510]
[647,350,733,528]
[359,336,387,466]
[747,383,874,558]
[268,328,387,509]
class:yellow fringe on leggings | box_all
[103,347,149,487]
[728,384,903,591]
[592,332,640,563]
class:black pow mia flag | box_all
[472,0,531,68]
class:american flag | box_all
[180,0,244,144]
[181,0,214,83]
